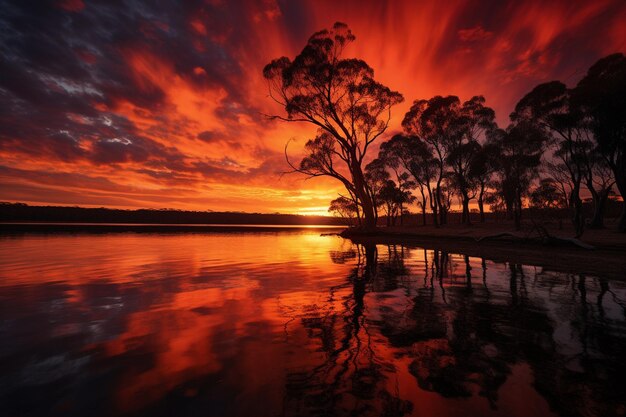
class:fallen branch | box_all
[476,233,522,242]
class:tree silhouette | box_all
[448,96,496,225]
[574,53,626,231]
[264,22,404,230]
[583,155,615,228]
[377,179,415,226]
[530,178,567,210]
[402,96,462,225]
[379,134,437,226]
[364,158,391,225]
[469,142,499,222]
[488,121,546,230]
[512,81,591,237]
[328,196,359,225]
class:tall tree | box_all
[364,157,391,224]
[402,96,462,225]
[582,154,615,228]
[512,81,590,237]
[545,161,574,210]
[488,122,546,230]
[379,134,437,226]
[264,22,403,230]
[448,96,496,225]
[469,142,499,223]
[575,53,626,232]
[377,179,412,226]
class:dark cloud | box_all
[458,26,493,42]
[0,0,275,166]
[197,131,218,143]
[197,130,243,150]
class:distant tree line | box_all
[265,23,625,234]
[0,202,347,226]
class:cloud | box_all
[458,26,493,42]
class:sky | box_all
[1,0,625,215]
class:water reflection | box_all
[0,232,625,417]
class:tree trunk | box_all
[360,199,376,229]
[439,198,446,225]
[514,191,522,231]
[354,202,362,227]
[351,161,376,230]
[587,182,601,229]
[478,183,485,223]
[435,177,446,225]
[570,182,584,238]
[614,173,626,232]
[505,197,513,221]
[619,205,626,233]
[418,185,427,226]
[461,195,471,225]
[428,186,439,228]
[589,185,611,229]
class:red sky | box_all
[1,0,624,215]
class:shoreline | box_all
[340,225,626,280]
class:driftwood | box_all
[476,222,595,250]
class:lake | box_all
[0,229,625,417]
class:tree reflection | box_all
[285,243,626,417]
[283,244,412,417]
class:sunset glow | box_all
[1,0,624,213]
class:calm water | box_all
[0,230,625,417]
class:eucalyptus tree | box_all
[583,155,615,228]
[402,96,462,225]
[545,161,574,210]
[513,81,591,236]
[264,22,403,230]
[488,122,547,230]
[447,96,496,224]
[364,157,390,224]
[328,196,359,225]
[379,134,438,226]
[392,172,417,226]
[575,53,626,231]
[377,180,407,226]
[468,143,499,222]
[530,178,567,210]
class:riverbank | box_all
[340,222,626,279]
